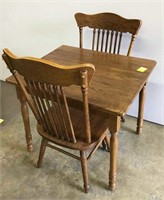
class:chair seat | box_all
[37,106,109,151]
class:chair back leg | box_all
[37,138,48,168]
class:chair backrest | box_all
[2,49,95,143]
[75,12,142,56]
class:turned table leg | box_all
[16,86,33,152]
[108,115,120,191]
[136,83,146,134]
[109,131,118,190]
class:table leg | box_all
[16,86,33,152]
[108,115,120,191]
[136,82,146,134]
[109,131,118,190]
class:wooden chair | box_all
[2,49,110,193]
[74,12,142,55]
[75,12,142,150]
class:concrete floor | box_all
[0,112,164,200]
[0,81,20,127]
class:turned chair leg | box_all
[80,151,89,193]
[37,138,48,168]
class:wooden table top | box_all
[6,45,156,117]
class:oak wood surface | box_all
[42,45,156,117]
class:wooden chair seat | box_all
[37,106,109,150]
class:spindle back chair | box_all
[75,12,142,56]
[2,48,110,193]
